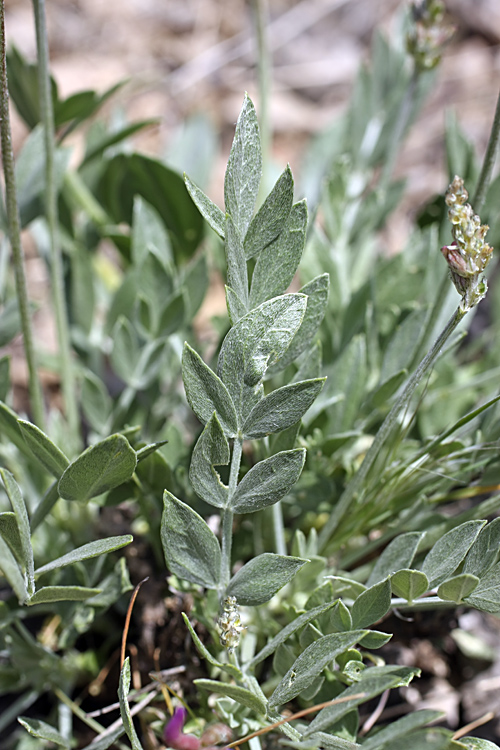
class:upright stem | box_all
[33,0,79,448]
[473,88,500,213]
[318,303,467,551]
[0,1,45,427]
[252,0,271,198]
[272,501,287,556]
[220,437,243,594]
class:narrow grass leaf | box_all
[189,413,230,508]
[242,379,325,439]
[244,164,294,259]
[183,343,239,436]
[17,421,69,478]
[0,470,34,594]
[351,578,391,628]
[18,717,69,747]
[35,535,133,576]
[231,449,305,513]
[250,601,338,667]
[249,200,307,308]
[58,435,137,502]
[227,553,307,606]
[391,569,429,603]
[194,679,266,714]
[224,93,262,238]
[268,631,367,709]
[184,173,225,238]
[367,532,424,587]
[161,492,221,589]
[119,658,144,750]
[421,520,485,588]
[27,586,102,605]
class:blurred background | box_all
[4,0,500,241]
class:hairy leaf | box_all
[351,578,391,628]
[421,520,485,588]
[391,569,429,603]
[224,93,262,238]
[231,449,305,513]
[249,200,307,308]
[58,435,137,502]
[268,631,367,709]
[227,553,307,606]
[17,421,69,478]
[183,343,238,436]
[242,378,325,439]
[161,492,221,589]
[244,164,294,259]
[189,413,230,508]
[184,173,225,239]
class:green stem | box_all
[33,0,79,448]
[472,88,500,213]
[391,596,457,612]
[318,304,467,552]
[252,0,271,199]
[272,501,287,556]
[220,437,243,595]
[0,1,45,428]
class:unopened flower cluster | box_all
[441,175,493,309]
[406,0,454,70]
[217,596,244,653]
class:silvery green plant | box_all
[162,93,328,610]
[156,94,500,750]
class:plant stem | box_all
[220,437,243,595]
[318,303,467,552]
[0,1,45,428]
[391,596,457,612]
[472,88,500,213]
[252,0,271,199]
[272,501,287,556]
[33,0,79,448]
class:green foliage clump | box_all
[1,2,500,749]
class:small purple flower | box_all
[164,708,201,750]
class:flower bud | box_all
[441,176,493,310]
[217,596,244,653]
